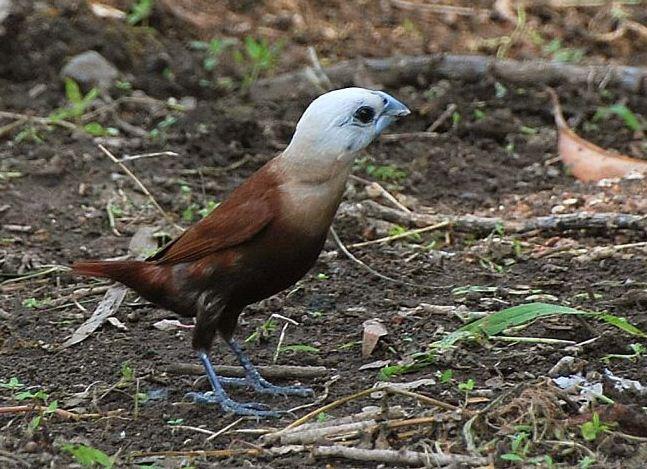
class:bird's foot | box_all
[218,376,313,397]
[218,377,249,387]
[250,379,314,397]
[185,391,282,418]
[226,339,314,397]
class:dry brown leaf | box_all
[61,226,157,348]
[153,318,194,331]
[361,319,388,358]
[548,88,647,182]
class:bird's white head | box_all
[282,87,410,168]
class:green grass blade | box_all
[599,313,647,338]
[432,303,589,348]
[432,303,646,349]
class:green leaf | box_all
[64,78,82,105]
[83,122,106,136]
[46,400,59,414]
[61,443,114,468]
[431,303,590,348]
[608,104,641,131]
[15,390,49,402]
[458,378,475,392]
[439,369,453,384]
[599,313,647,337]
[29,415,42,431]
[378,354,435,380]
[594,104,643,132]
[279,344,320,354]
[0,377,24,390]
[501,453,524,462]
[127,0,154,26]
[580,421,598,441]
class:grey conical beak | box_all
[375,92,411,135]
[383,95,411,117]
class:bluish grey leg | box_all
[185,351,281,417]
[227,339,314,397]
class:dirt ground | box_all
[1,1,646,468]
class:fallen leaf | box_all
[362,319,388,358]
[153,319,194,331]
[359,360,391,371]
[89,2,126,19]
[61,226,157,348]
[107,316,128,331]
[548,88,647,182]
[370,378,436,398]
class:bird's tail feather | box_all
[72,260,166,301]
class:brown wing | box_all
[148,162,279,265]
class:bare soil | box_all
[1,2,646,468]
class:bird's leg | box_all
[185,351,281,417]
[227,339,314,397]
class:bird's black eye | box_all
[354,106,375,124]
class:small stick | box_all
[349,175,411,213]
[0,111,77,131]
[385,387,460,412]
[380,131,439,141]
[361,200,647,235]
[270,313,300,363]
[130,446,307,459]
[206,417,245,442]
[541,440,596,459]
[0,117,28,138]
[0,266,69,286]
[280,419,377,445]
[273,322,290,364]
[348,221,449,249]
[0,405,121,421]
[120,151,180,162]
[170,424,220,437]
[426,103,457,132]
[98,144,183,232]
[279,406,405,437]
[330,227,450,290]
[491,336,576,345]
[281,413,437,445]
[106,201,122,237]
[391,0,488,17]
[312,445,488,466]
[306,46,333,91]
[282,387,378,432]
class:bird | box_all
[73,87,410,417]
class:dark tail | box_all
[72,260,168,302]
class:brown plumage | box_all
[73,159,337,350]
[73,88,410,416]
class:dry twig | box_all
[360,200,647,235]
[251,54,647,101]
[330,227,451,290]
[98,144,183,232]
[312,445,488,466]
[0,405,121,421]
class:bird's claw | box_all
[218,375,314,397]
[253,384,314,397]
[185,391,281,417]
